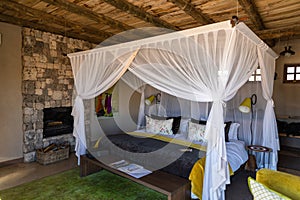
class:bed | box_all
[90,116,248,199]
[95,131,248,175]
[68,20,278,199]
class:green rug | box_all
[0,168,166,200]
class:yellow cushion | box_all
[248,177,291,200]
[256,168,300,200]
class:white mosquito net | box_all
[68,20,278,200]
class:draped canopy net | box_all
[68,20,278,200]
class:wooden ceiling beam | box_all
[102,0,180,30]
[0,0,113,41]
[0,13,101,44]
[257,25,300,40]
[40,0,133,31]
[168,0,213,25]
[238,0,265,30]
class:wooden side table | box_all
[246,145,272,169]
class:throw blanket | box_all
[189,157,234,199]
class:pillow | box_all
[179,118,190,134]
[248,177,291,200]
[192,119,232,142]
[188,121,207,142]
[191,118,207,125]
[167,116,181,134]
[145,116,173,135]
[228,122,240,140]
[224,121,232,142]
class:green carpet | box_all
[0,168,166,200]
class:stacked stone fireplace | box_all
[22,28,95,162]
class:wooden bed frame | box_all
[80,155,191,200]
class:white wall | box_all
[0,22,23,162]
[273,38,300,117]
[98,79,141,135]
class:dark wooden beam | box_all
[40,0,133,31]
[257,25,300,40]
[102,0,180,30]
[0,13,101,44]
[238,0,265,30]
[0,0,113,41]
[168,0,214,24]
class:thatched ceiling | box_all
[1,0,300,46]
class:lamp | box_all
[239,94,257,145]
[280,46,295,57]
[145,93,161,105]
[239,94,257,113]
[145,95,155,105]
[239,98,251,113]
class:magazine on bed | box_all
[110,160,152,178]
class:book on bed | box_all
[110,160,152,178]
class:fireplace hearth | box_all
[43,107,73,138]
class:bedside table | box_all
[246,145,272,169]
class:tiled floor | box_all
[0,153,78,190]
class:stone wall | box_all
[22,28,95,162]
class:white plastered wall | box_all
[0,22,23,162]
[273,38,300,117]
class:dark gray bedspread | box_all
[96,133,205,179]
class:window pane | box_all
[287,74,294,80]
[249,76,255,81]
[256,69,261,75]
[287,67,295,73]
[296,74,300,80]
[256,75,261,81]
[296,67,300,73]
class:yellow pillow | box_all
[248,177,291,200]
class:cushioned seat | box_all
[255,168,300,200]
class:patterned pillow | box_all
[145,116,174,135]
[188,121,207,142]
[248,177,292,200]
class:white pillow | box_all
[145,116,173,135]
[228,123,240,140]
[188,121,207,142]
[179,118,190,134]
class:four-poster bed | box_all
[68,20,278,199]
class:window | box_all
[249,67,261,82]
[283,64,300,83]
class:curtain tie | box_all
[268,99,275,107]
[214,99,226,108]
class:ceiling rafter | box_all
[257,25,300,40]
[168,0,214,25]
[0,0,113,42]
[101,0,180,31]
[40,0,133,31]
[238,0,265,30]
[0,13,101,44]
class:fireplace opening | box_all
[43,107,73,138]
